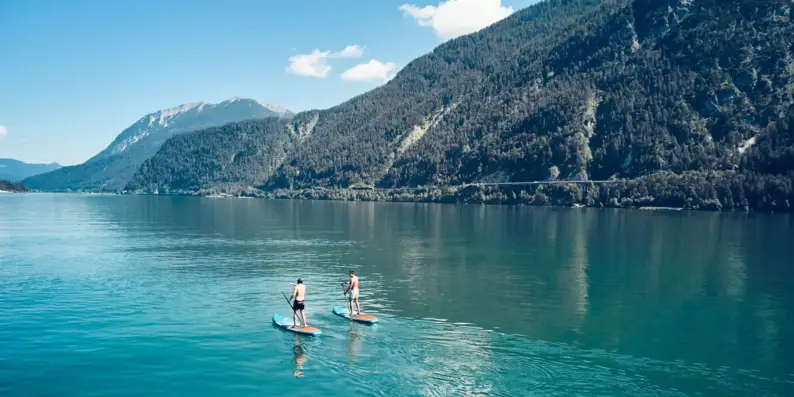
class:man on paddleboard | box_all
[343,271,361,316]
[290,278,308,328]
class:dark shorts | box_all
[293,300,305,311]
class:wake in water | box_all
[272,317,792,397]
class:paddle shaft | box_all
[341,283,358,317]
[340,283,353,314]
[282,290,304,327]
[281,291,292,309]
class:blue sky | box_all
[0,0,538,165]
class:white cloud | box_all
[335,45,364,58]
[286,49,333,78]
[341,59,398,82]
[0,125,6,137]
[286,45,365,78]
[400,0,513,40]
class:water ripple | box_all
[1,195,793,396]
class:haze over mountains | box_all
[22,0,794,211]
[23,98,292,192]
[0,159,61,181]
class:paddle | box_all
[281,290,292,307]
[340,283,350,316]
[281,290,299,328]
[340,282,357,318]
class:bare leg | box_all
[355,298,361,315]
[292,310,297,328]
[300,309,307,327]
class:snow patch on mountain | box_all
[223,97,292,117]
[145,102,207,128]
[261,103,292,117]
[98,98,291,159]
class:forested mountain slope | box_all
[0,180,29,193]
[23,98,290,192]
[129,0,794,210]
[128,118,298,195]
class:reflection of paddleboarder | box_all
[292,335,308,378]
[347,323,361,365]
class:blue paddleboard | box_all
[332,306,379,324]
[272,314,322,336]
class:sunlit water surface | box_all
[1,194,793,396]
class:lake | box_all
[1,194,793,396]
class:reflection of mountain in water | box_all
[80,195,794,373]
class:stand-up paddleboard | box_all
[332,306,379,324]
[272,314,322,336]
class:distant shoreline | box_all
[28,188,764,213]
[637,206,684,211]
[0,180,30,193]
[113,169,794,212]
[23,185,793,213]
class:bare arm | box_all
[290,285,297,302]
[342,280,350,294]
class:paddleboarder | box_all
[342,270,361,316]
[289,278,308,328]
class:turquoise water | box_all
[1,194,793,396]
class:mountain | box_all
[0,159,61,181]
[23,98,292,192]
[131,0,794,210]
[128,118,297,195]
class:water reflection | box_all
[558,208,589,335]
[29,195,794,379]
[347,323,361,365]
[3,195,794,395]
[292,334,308,378]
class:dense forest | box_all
[127,118,298,195]
[0,180,30,193]
[128,0,794,211]
[253,170,792,212]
